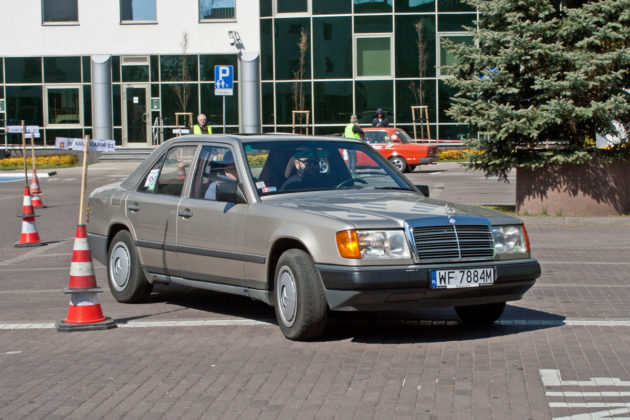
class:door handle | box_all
[127,203,140,212]
[178,209,193,218]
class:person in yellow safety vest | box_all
[193,113,213,134]
[344,114,364,172]
[344,114,364,140]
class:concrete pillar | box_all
[239,52,260,134]
[91,55,112,140]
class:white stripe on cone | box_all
[72,237,90,250]
[21,220,38,233]
[69,262,95,277]
[69,293,100,306]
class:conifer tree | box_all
[446,0,630,179]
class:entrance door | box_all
[122,84,150,146]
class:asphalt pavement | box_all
[1,161,629,419]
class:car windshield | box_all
[395,129,413,143]
[244,140,414,197]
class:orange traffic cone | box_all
[56,225,116,332]
[15,187,46,248]
[176,161,186,180]
[29,169,45,208]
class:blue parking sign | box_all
[214,65,233,96]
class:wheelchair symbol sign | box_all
[214,65,233,96]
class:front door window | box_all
[123,85,149,145]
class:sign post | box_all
[214,65,234,133]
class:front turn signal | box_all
[336,230,361,259]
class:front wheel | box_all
[455,302,506,325]
[107,230,152,303]
[388,156,407,172]
[274,249,328,340]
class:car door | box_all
[174,144,249,287]
[126,144,198,276]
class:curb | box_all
[0,171,57,179]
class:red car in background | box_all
[362,127,439,172]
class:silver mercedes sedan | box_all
[87,134,541,340]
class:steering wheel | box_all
[336,177,368,189]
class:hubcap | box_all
[277,266,297,327]
[109,242,131,292]
[392,158,403,171]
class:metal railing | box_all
[152,117,164,146]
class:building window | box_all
[355,36,392,78]
[277,0,308,13]
[199,0,235,21]
[120,0,157,23]
[437,34,474,77]
[46,86,82,126]
[42,0,78,24]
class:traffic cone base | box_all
[31,194,45,208]
[56,318,117,332]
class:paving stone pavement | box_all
[1,161,629,419]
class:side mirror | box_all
[415,184,430,197]
[215,182,247,203]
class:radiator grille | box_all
[412,225,493,261]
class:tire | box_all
[107,230,152,303]
[455,302,506,325]
[389,156,407,172]
[274,249,328,340]
[407,165,417,172]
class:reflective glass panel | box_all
[438,124,468,141]
[260,19,273,80]
[83,86,91,126]
[275,81,311,125]
[160,55,198,81]
[356,37,391,77]
[355,81,393,125]
[274,19,311,80]
[277,0,307,13]
[199,0,235,20]
[121,0,156,21]
[438,13,475,31]
[160,83,199,126]
[314,81,352,124]
[439,35,474,76]
[354,15,392,33]
[396,0,435,12]
[438,79,457,123]
[395,15,436,78]
[44,57,81,83]
[42,0,78,22]
[438,0,474,12]
[6,86,43,126]
[261,82,274,125]
[395,79,436,125]
[313,0,351,14]
[82,56,91,82]
[199,54,238,81]
[47,88,80,124]
[354,0,392,13]
[112,56,121,82]
[199,82,239,128]
[5,57,42,84]
[313,17,352,79]
[260,0,272,16]
[122,65,150,82]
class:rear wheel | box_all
[274,249,328,340]
[389,156,407,172]
[107,230,152,303]
[407,165,417,172]
[455,302,506,325]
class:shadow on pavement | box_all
[138,285,565,343]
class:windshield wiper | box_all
[375,186,412,191]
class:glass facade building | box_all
[0,0,477,148]
[260,0,475,139]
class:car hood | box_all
[264,190,521,228]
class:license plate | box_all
[430,268,495,289]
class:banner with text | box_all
[55,137,116,153]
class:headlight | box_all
[492,225,530,257]
[336,230,411,260]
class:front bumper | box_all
[315,259,540,311]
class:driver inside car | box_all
[281,150,321,191]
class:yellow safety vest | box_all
[193,125,212,134]
[344,123,360,140]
